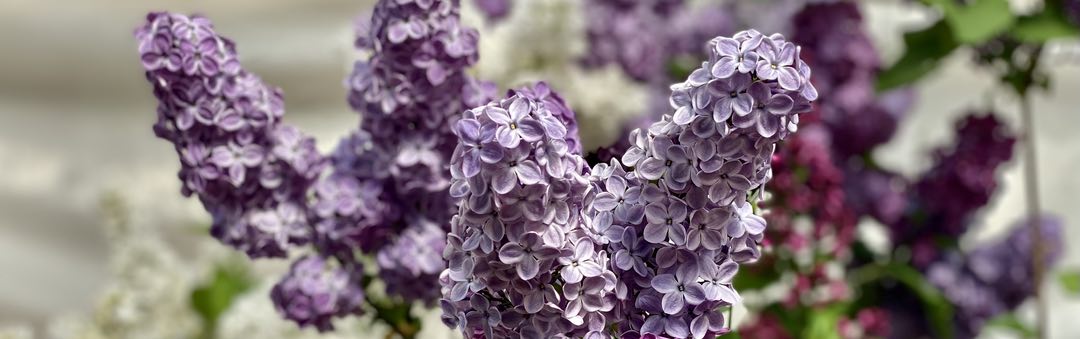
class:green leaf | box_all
[933,0,1016,44]
[985,312,1037,338]
[876,20,958,92]
[1060,270,1080,295]
[802,304,847,339]
[717,331,742,339]
[851,262,954,339]
[191,264,254,339]
[1010,10,1080,43]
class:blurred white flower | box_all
[0,326,33,339]
[47,194,201,339]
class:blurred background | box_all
[0,0,1078,338]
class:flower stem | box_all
[1017,45,1046,339]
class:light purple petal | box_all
[515,161,544,185]
[518,255,540,280]
[661,292,685,314]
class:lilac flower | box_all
[559,241,605,284]
[755,38,803,91]
[136,12,325,258]
[711,36,761,78]
[270,256,365,332]
[591,174,645,224]
[490,147,545,194]
[685,209,727,251]
[707,73,754,123]
[700,260,739,303]
[498,232,561,280]
[927,215,1064,339]
[614,228,652,276]
[441,30,816,338]
[442,83,616,338]
[581,29,815,338]
[638,292,690,338]
[644,200,690,245]
[473,0,512,23]
[490,99,547,148]
[652,263,707,314]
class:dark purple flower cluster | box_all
[135,12,325,258]
[893,114,1016,267]
[441,30,816,339]
[310,0,495,306]
[473,0,512,23]
[582,0,732,83]
[581,0,682,82]
[271,255,366,332]
[1066,0,1080,27]
[791,2,913,159]
[927,215,1064,339]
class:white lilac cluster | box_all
[440,30,816,339]
[48,196,201,339]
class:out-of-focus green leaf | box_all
[733,262,782,291]
[802,304,846,339]
[191,264,253,339]
[927,0,1015,44]
[1060,270,1080,295]
[852,262,954,339]
[717,331,742,339]
[1010,10,1080,43]
[876,20,958,92]
[986,312,1037,338]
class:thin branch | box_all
[1017,45,1047,339]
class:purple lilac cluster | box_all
[791,2,913,159]
[894,114,1016,267]
[441,30,816,339]
[590,30,815,338]
[581,0,732,84]
[135,13,325,258]
[582,0,684,82]
[271,256,367,332]
[440,83,603,338]
[310,0,495,306]
[927,215,1064,339]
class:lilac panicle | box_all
[440,82,611,338]
[928,215,1064,339]
[441,30,815,339]
[135,12,325,258]
[271,255,366,332]
[313,0,495,305]
[892,113,1016,267]
[588,29,814,339]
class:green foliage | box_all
[926,0,1015,44]
[1010,9,1080,43]
[852,262,955,339]
[985,312,1038,338]
[802,304,846,339]
[1060,270,1080,296]
[191,264,254,339]
[876,20,958,92]
[717,331,742,339]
